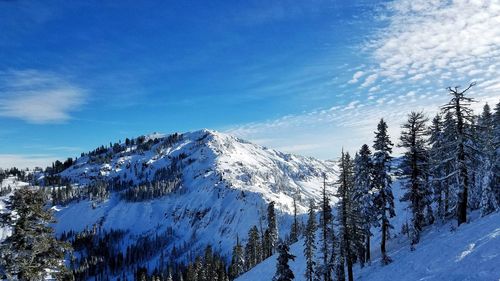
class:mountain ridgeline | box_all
[41,129,336,280]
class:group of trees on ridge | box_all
[229,84,500,281]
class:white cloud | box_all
[369,86,380,92]
[226,97,438,159]
[348,71,365,84]
[0,70,86,123]
[344,100,359,110]
[361,74,378,87]
[364,0,500,98]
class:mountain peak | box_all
[53,130,336,263]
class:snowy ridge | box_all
[54,129,337,262]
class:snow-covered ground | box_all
[355,211,500,281]
[237,178,500,281]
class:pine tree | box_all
[203,245,215,281]
[337,151,364,281]
[441,82,477,225]
[0,187,72,280]
[337,151,352,281]
[493,101,500,205]
[428,114,447,221]
[245,226,262,270]
[441,111,461,218]
[272,243,296,281]
[229,236,245,279]
[353,144,375,263]
[265,201,279,257]
[303,200,317,281]
[263,229,272,260]
[465,113,484,211]
[316,174,333,281]
[478,103,499,215]
[332,225,344,281]
[289,197,299,244]
[372,119,396,265]
[398,112,433,248]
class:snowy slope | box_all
[53,130,337,262]
[236,180,500,281]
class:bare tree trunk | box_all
[456,99,468,226]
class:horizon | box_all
[1,0,499,169]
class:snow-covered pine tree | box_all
[353,144,375,263]
[493,101,500,205]
[465,112,483,211]
[336,151,362,281]
[441,82,477,225]
[477,103,499,215]
[316,174,334,281]
[441,111,461,218]
[229,236,245,279]
[0,187,72,280]
[303,200,317,281]
[428,114,447,221]
[398,111,434,248]
[289,196,299,244]
[273,243,296,281]
[372,118,396,265]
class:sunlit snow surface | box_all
[237,179,500,281]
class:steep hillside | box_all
[52,129,337,266]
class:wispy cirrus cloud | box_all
[348,71,364,84]
[360,73,378,87]
[226,0,500,159]
[0,70,86,124]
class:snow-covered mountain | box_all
[52,129,337,263]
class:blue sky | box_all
[0,0,499,168]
